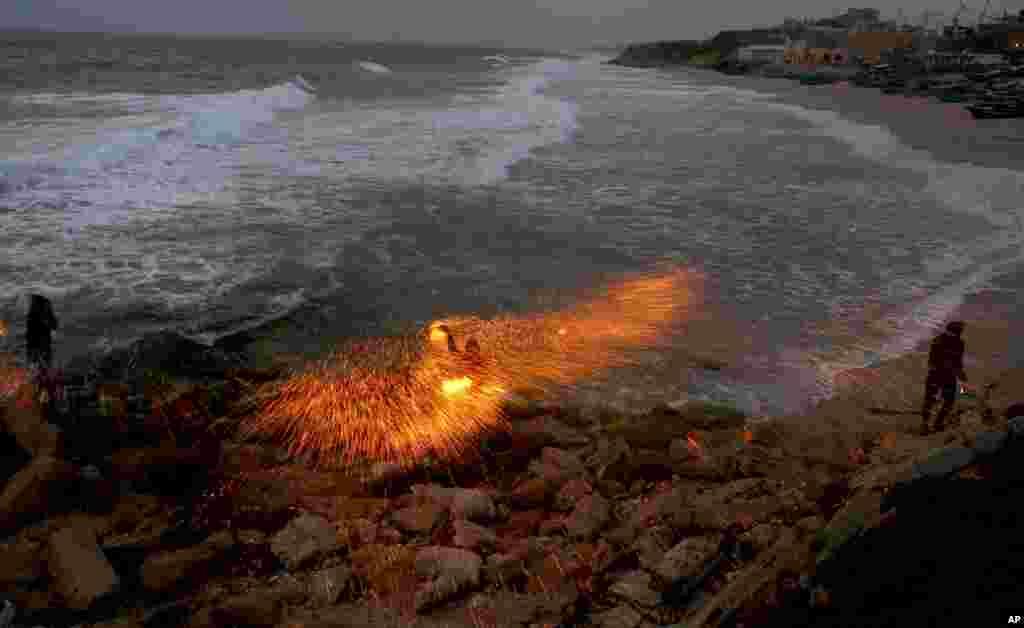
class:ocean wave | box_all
[356,60,393,74]
[0,79,315,238]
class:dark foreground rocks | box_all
[2,344,1024,628]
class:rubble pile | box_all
[1,331,1023,628]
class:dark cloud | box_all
[5,1,1023,49]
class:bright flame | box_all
[442,376,473,397]
[242,266,703,468]
[0,320,7,337]
[429,326,448,343]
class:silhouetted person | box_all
[26,294,58,370]
[436,324,459,354]
[921,320,968,435]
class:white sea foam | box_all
[356,60,392,74]
[0,80,317,312]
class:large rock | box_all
[484,552,526,587]
[591,604,644,628]
[564,493,611,540]
[507,416,589,452]
[140,531,234,592]
[207,592,282,628]
[270,513,344,569]
[608,570,660,608]
[391,502,447,535]
[507,477,555,510]
[94,331,235,382]
[586,436,632,478]
[1,398,64,458]
[653,535,722,583]
[309,565,353,607]
[452,519,497,551]
[0,455,78,532]
[631,525,676,571]
[48,524,119,609]
[414,546,482,612]
[106,441,212,488]
[450,488,497,522]
[553,478,595,513]
[0,539,46,590]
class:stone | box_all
[208,593,282,628]
[309,565,353,606]
[591,604,643,628]
[1,399,64,457]
[105,441,211,488]
[452,519,497,551]
[586,436,632,479]
[269,513,344,569]
[414,546,482,611]
[391,502,447,535]
[609,570,660,608]
[48,524,119,609]
[653,535,721,583]
[0,456,78,533]
[540,447,586,475]
[365,462,410,493]
[141,544,222,592]
[971,431,1007,457]
[450,488,496,522]
[911,446,975,480]
[631,525,676,571]
[795,516,826,537]
[484,552,525,588]
[508,416,589,451]
[507,477,554,509]
[564,493,611,540]
[740,523,779,555]
[0,540,46,589]
[553,478,595,513]
[496,510,546,545]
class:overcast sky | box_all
[6,1,1024,49]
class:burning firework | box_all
[243,266,701,468]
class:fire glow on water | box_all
[243,266,703,468]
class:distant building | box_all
[847,31,914,65]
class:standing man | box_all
[920,320,969,435]
[26,294,58,370]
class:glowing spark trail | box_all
[242,266,702,468]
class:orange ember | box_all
[242,267,702,468]
[442,376,474,397]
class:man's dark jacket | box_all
[927,331,965,381]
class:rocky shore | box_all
[2,322,1024,628]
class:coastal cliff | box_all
[607,40,718,68]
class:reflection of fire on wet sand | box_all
[242,266,703,468]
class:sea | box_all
[2,30,1023,417]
